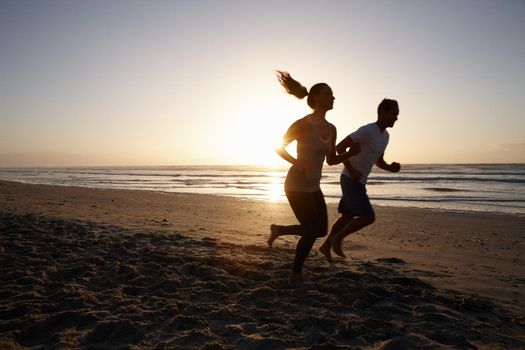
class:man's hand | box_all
[389,162,401,173]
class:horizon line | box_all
[1,162,524,169]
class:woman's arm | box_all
[275,121,300,165]
[326,125,360,166]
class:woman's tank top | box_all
[284,118,332,192]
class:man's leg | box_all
[319,214,353,263]
[331,215,375,258]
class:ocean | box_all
[1,164,524,215]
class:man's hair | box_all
[377,99,398,115]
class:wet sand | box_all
[1,180,524,349]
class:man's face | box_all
[384,106,399,128]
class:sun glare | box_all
[263,172,286,202]
[219,90,302,166]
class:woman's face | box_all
[314,85,335,111]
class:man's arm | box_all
[326,128,361,165]
[376,153,401,172]
[335,135,362,180]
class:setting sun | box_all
[212,87,304,166]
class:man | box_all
[319,98,401,262]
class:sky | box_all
[1,0,524,166]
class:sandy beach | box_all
[1,180,524,349]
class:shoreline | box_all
[1,180,524,348]
[2,178,524,218]
[1,179,522,225]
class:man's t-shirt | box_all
[342,122,389,184]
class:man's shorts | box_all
[337,174,375,217]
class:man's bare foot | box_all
[331,235,346,258]
[287,271,305,285]
[267,224,280,248]
[319,240,334,263]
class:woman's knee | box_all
[315,222,329,238]
[301,222,325,239]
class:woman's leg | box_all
[314,190,328,238]
[267,223,300,247]
[289,190,327,274]
[271,223,302,236]
[267,190,306,247]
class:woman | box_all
[269,71,359,283]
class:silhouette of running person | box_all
[319,99,400,262]
[268,71,360,283]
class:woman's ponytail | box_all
[276,71,308,100]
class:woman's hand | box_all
[349,142,361,157]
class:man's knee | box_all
[336,213,354,228]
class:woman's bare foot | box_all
[331,234,346,258]
[319,239,334,263]
[267,224,280,248]
[287,271,305,285]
